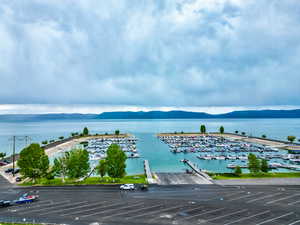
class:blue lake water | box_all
[0,119,300,174]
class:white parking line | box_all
[182,207,226,220]
[224,210,270,225]
[124,205,184,220]
[256,212,294,225]
[123,204,164,220]
[57,201,109,216]
[224,191,246,198]
[39,201,93,216]
[82,203,160,218]
[288,219,300,225]
[207,209,248,222]
[61,201,129,216]
[288,199,300,206]
[98,203,150,219]
[182,205,205,214]
[228,192,263,201]
[19,201,86,214]
[17,200,70,213]
[266,194,300,205]
[10,200,53,211]
[246,193,282,203]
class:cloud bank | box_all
[0,0,300,107]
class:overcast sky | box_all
[0,0,300,114]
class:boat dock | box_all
[144,160,156,184]
[181,159,213,183]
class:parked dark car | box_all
[5,168,14,173]
[140,184,149,191]
[12,168,20,174]
[0,200,11,207]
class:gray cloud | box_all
[0,0,300,107]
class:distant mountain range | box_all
[97,109,300,119]
[0,109,300,121]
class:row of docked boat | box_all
[159,135,279,154]
[197,153,300,162]
[197,155,248,160]
[85,137,140,161]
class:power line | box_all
[8,135,32,177]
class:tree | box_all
[96,159,107,177]
[219,126,224,134]
[83,127,89,136]
[41,140,48,145]
[106,144,127,178]
[0,152,6,160]
[59,136,64,140]
[261,159,269,173]
[17,143,49,182]
[241,132,246,136]
[235,131,239,134]
[200,125,206,134]
[52,155,69,183]
[287,136,296,143]
[234,166,242,176]
[71,132,79,137]
[66,149,90,179]
[262,134,266,139]
[115,130,120,135]
[248,153,261,174]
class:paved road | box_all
[215,178,300,186]
[1,183,300,225]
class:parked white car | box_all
[120,184,135,190]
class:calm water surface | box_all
[0,119,300,174]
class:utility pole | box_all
[9,135,31,177]
[24,136,31,147]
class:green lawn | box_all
[211,172,300,180]
[21,174,147,186]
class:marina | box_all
[158,133,300,172]
[85,136,140,161]
[0,118,300,174]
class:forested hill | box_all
[97,109,300,119]
[0,109,300,121]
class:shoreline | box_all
[0,133,133,184]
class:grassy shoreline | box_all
[210,172,300,180]
[20,174,147,186]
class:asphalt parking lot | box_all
[1,181,300,225]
